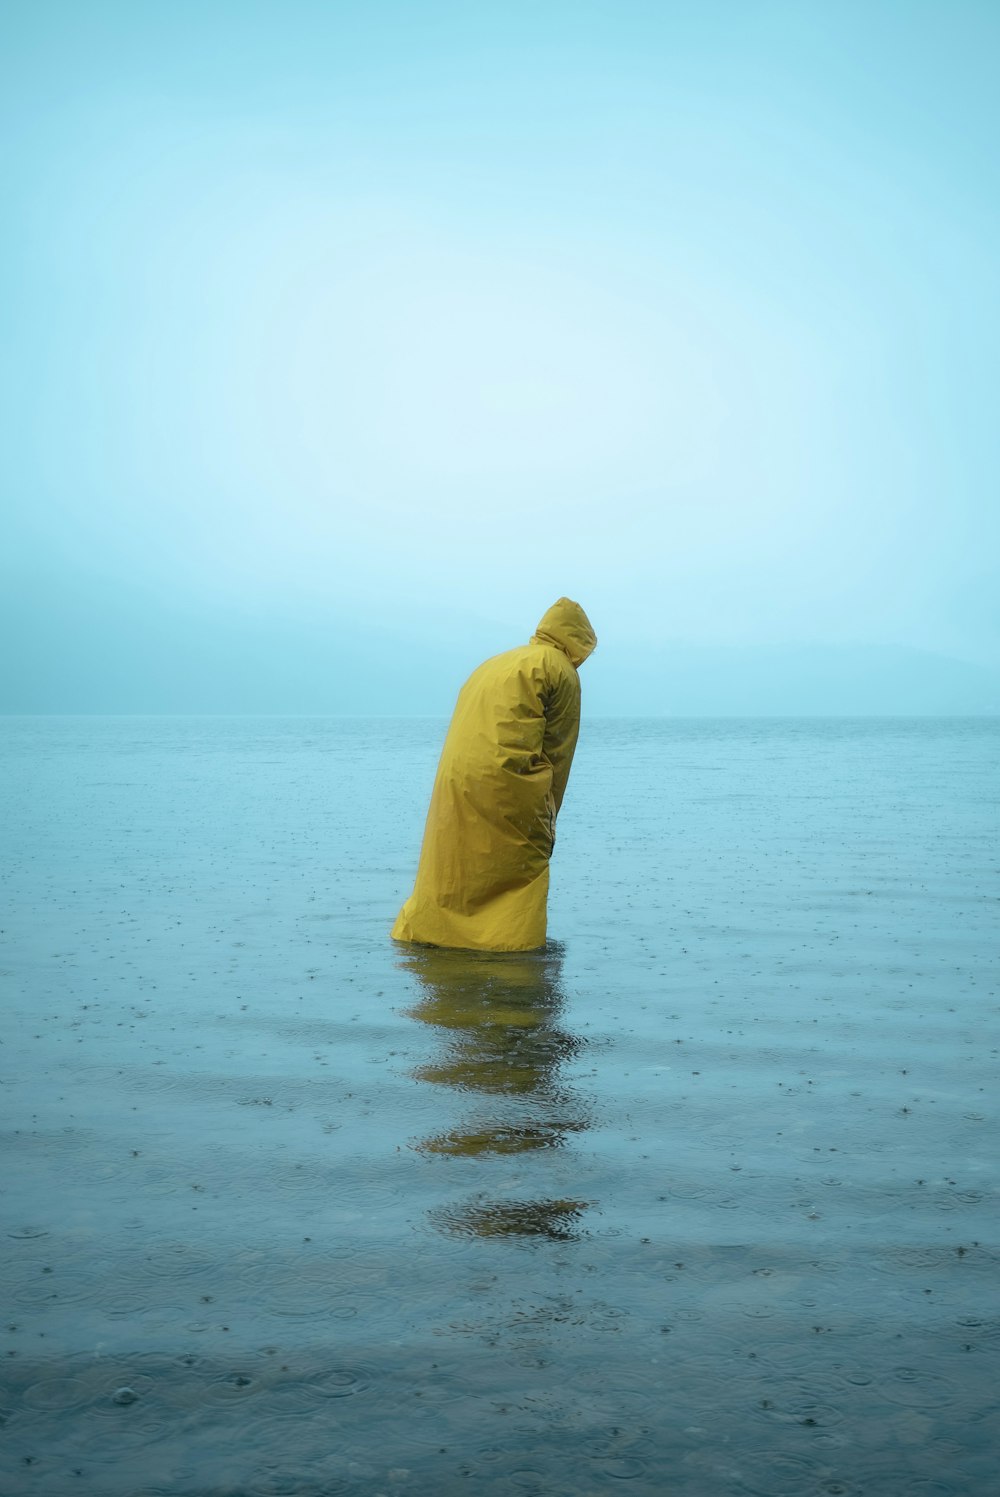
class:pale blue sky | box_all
[3,1,998,711]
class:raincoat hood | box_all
[532,598,597,669]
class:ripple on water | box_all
[73,1411,171,1458]
[14,1359,102,1409]
[198,1371,263,1405]
[244,1465,351,1497]
[870,1246,962,1274]
[751,1386,846,1430]
[751,1343,876,1391]
[879,1366,958,1410]
[296,1259,386,1288]
[261,1277,382,1321]
[124,1482,209,1497]
[665,1180,715,1200]
[580,1428,654,1482]
[952,1315,1000,1352]
[9,1283,61,1313]
[904,1483,965,1497]
[21,1378,91,1412]
[931,1188,984,1212]
[508,1467,551,1490]
[252,1362,380,1424]
[733,1450,854,1496]
[59,1373,170,1460]
[137,1244,211,1279]
[373,1391,475,1452]
[262,1283,332,1318]
[172,1352,226,1374]
[13,1273,99,1310]
[596,1455,647,1480]
[296,1364,375,1400]
[564,1375,668,1428]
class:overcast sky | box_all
[3,1,998,713]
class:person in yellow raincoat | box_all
[392,598,597,952]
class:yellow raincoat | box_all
[392,598,597,952]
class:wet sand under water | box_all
[1,716,998,1496]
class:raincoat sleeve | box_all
[543,670,581,814]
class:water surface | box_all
[1,716,997,1494]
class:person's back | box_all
[392,598,597,952]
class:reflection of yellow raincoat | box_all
[392,598,597,952]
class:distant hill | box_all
[2,578,998,715]
[584,641,1000,717]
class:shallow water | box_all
[1,715,997,1496]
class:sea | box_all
[1,715,997,1496]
